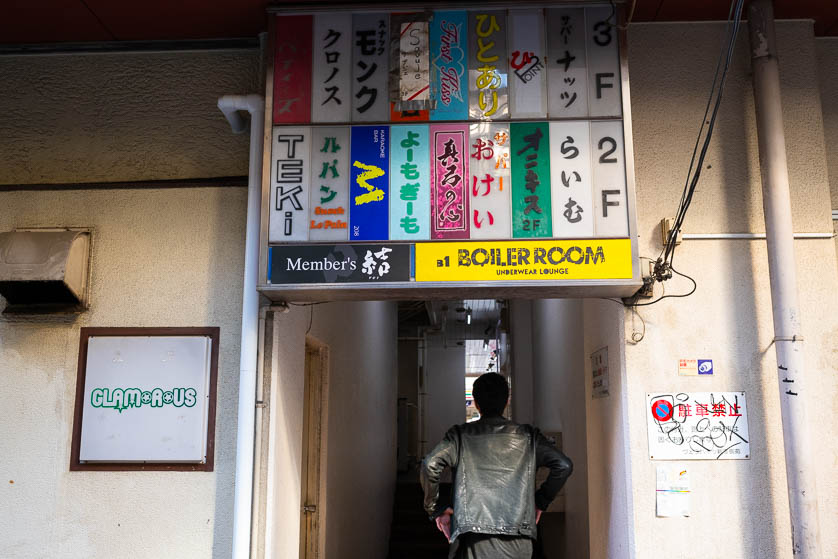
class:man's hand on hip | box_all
[536,509,543,524]
[435,507,454,541]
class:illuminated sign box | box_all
[260,3,640,301]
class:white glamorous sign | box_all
[78,333,215,464]
[646,392,750,460]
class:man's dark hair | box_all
[472,373,509,417]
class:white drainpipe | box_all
[218,93,265,559]
[748,2,822,557]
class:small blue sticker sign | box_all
[697,359,714,375]
[679,359,714,376]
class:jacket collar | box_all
[478,414,510,425]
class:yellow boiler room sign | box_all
[415,239,633,282]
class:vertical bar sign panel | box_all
[590,120,629,237]
[273,15,312,124]
[550,122,594,238]
[508,10,548,119]
[430,124,469,239]
[511,122,552,238]
[547,8,588,118]
[309,127,350,241]
[586,7,622,118]
[430,11,469,121]
[469,123,512,239]
[390,125,430,240]
[350,126,390,241]
[352,14,390,123]
[312,14,352,123]
[399,20,430,105]
[469,11,508,121]
[389,14,431,121]
[269,127,311,243]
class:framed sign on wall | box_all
[70,327,219,471]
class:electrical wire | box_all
[659,0,745,272]
[629,306,646,343]
[306,305,314,335]
[629,266,697,307]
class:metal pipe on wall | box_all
[747,2,822,557]
[218,93,265,559]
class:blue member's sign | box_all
[697,359,714,375]
[430,11,469,121]
[350,126,390,241]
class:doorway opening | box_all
[263,297,629,559]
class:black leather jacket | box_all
[420,415,573,542]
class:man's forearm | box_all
[535,443,573,510]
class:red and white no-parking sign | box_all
[651,399,674,422]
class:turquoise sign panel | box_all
[430,11,469,121]
[390,125,431,240]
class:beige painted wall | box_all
[0,187,247,558]
[509,300,535,426]
[267,301,398,559]
[815,37,838,261]
[0,48,260,185]
[424,334,466,453]
[531,299,590,559]
[622,20,838,558]
[583,299,635,559]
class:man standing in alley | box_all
[421,372,573,558]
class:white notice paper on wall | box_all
[79,336,212,462]
[656,464,690,517]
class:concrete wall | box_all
[0,187,247,558]
[397,340,420,465]
[0,48,260,185]
[582,299,635,559]
[266,301,398,559]
[423,334,466,452]
[509,300,534,425]
[815,37,838,261]
[623,20,838,558]
[531,299,590,559]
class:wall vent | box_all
[0,230,91,313]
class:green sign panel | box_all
[510,122,552,238]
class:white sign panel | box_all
[585,6,622,117]
[551,121,594,238]
[309,127,350,241]
[312,14,352,123]
[79,336,212,462]
[647,392,750,460]
[399,21,430,102]
[270,126,311,243]
[469,122,512,239]
[508,9,547,119]
[352,13,389,122]
[590,120,628,237]
[547,8,588,118]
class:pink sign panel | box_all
[273,15,313,124]
[431,124,470,239]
